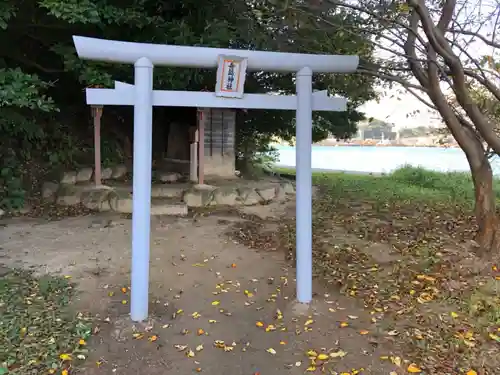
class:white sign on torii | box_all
[73,35,359,322]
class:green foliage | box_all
[0,269,92,374]
[274,165,500,209]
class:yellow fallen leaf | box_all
[416,274,436,282]
[306,366,316,372]
[450,311,459,318]
[304,319,314,326]
[208,319,217,324]
[108,291,114,297]
[359,330,369,335]
[466,371,478,375]
[244,290,254,297]
[306,349,318,357]
[280,340,286,345]
[389,372,397,375]
[121,287,127,293]
[192,312,201,319]
[224,346,234,352]
[79,339,86,345]
[265,324,276,332]
[256,321,264,327]
[340,322,349,328]
[59,353,72,361]
[489,333,500,342]
[186,350,195,358]
[196,344,204,352]
[267,348,277,355]
[121,300,128,305]
[212,300,220,306]
[197,329,205,336]
[148,335,158,342]
[391,356,401,367]
[330,350,347,358]
[176,309,184,314]
[407,363,422,373]
[133,333,144,339]
[317,353,329,360]
[62,370,69,375]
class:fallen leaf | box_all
[208,319,217,324]
[148,335,158,342]
[330,350,347,358]
[359,330,369,335]
[317,353,329,360]
[62,370,69,375]
[306,366,316,372]
[267,348,277,355]
[466,371,478,375]
[121,300,128,305]
[231,263,237,268]
[212,300,220,306]
[450,311,459,318]
[196,344,204,352]
[295,361,302,367]
[174,344,188,351]
[186,350,195,358]
[197,329,205,336]
[280,340,286,345]
[407,364,422,373]
[59,353,72,361]
[304,319,314,326]
[192,312,201,319]
[256,321,264,327]
[121,287,127,293]
[79,339,86,345]
[340,322,349,328]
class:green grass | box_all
[0,270,92,374]
[273,165,500,208]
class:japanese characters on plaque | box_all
[215,55,248,98]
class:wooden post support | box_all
[197,108,205,185]
[91,105,103,186]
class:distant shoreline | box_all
[271,141,459,148]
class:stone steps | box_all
[42,180,295,216]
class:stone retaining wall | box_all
[42,175,295,216]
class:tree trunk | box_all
[469,152,500,254]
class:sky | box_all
[358,92,441,129]
[355,0,498,130]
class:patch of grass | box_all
[274,165,500,208]
[0,270,92,374]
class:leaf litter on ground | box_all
[0,269,92,374]
[228,180,500,375]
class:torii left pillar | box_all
[91,105,103,186]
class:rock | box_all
[60,171,77,184]
[56,184,82,206]
[183,187,216,207]
[151,200,188,216]
[81,188,113,211]
[256,185,277,201]
[280,181,295,194]
[108,190,133,213]
[158,172,182,183]
[238,187,262,206]
[101,167,113,180]
[76,167,93,183]
[274,185,287,202]
[213,187,239,206]
[42,181,60,201]
[151,185,186,198]
[111,164,127,179]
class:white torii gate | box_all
[73,35,359,322]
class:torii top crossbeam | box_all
[73,36,359,73]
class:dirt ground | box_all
[0,201,401,375]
